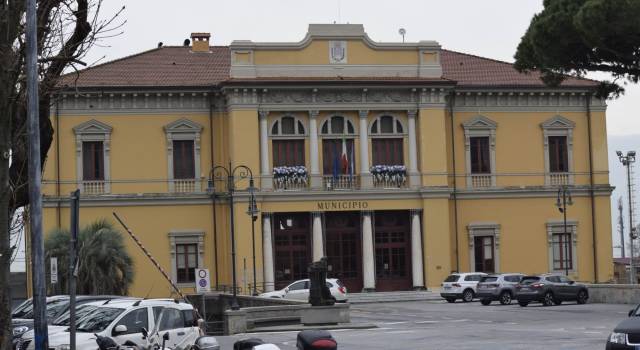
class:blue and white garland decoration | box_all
[370,164,406,186]
[273,166,309,187]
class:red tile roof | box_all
[59,46,598,89]
[59,46,230,88]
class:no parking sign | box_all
[195,268,211,293]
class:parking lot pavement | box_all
[216,300,631,349]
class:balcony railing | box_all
[549,172,570,186]
[82,180,106,195]
[323,175,359,190]
[470,174,492,188]
[173,179,197,193]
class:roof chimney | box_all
[190,32,211,53]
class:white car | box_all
[440,272,487,303]
[259,279,348,302]
[26,299,202,350]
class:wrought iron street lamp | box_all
[208,162,255,310]
[617,150,637,284]
[246,179,259,296]
[556,186,573,276]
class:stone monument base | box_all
[300,303,350,325]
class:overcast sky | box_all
[12,0,640,272]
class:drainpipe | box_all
[209,92,219,289]
[586,93,598,282]
[448,91,460,272]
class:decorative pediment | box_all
[541,115,575,129]
[73,119,112,135]
[164,118,203,133]
[462,115,497,130]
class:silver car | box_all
[476,273,524,305]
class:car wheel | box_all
[518,301,529,307]
[480,299,491,306]
[499,291,512,305]
[445,298,456,303]
[542,292,555,307]
[462,289,474,302]
[577,290,588,305]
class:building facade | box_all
[40,24,614,297]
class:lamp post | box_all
[246,179,259,296]
[617,150,637,284]
[208,162,255,310]
[556,186,573,276]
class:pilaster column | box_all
[410,210,425,290]
[362,211,375,292]
[309,110,322,190]
[407,110,420,188]
[359,110,373,188]
[312,212,324,261]
[259,110,272,190]
[262,213,275,292]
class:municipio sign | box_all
[195,268,211,293]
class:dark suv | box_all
[515,274,589,307]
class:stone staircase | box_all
[346,290,442,304]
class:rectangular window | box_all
[272,140,305,167]
[176,243,198,283]
[173,140,195,179]
[322,139,355,174]
[552,233,573,270]
[470,136,490,174]
[548,136,568,172]
[82,141,104,181]
[372,138,404,165]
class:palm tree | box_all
[45,219,134,295]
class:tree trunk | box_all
[0,102,13,350]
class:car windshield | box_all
[76,307,124,333]
[520,277,540,285]
[480,277,498,282]
[13,298,69,320]
[444,275,459,282]
[52,304,99,326]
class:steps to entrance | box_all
[346,291,442,304]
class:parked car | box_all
[476,273,524,305]
[606,304,640,349]
[259,279,348,302]
[514,274,589,307]
[440,272,487,303]
[26,299,202,350]
[12,295,127,349]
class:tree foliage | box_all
[514,0,640,97]
[45,219,134,295]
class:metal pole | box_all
[228,162,239,310]
[628,162,636,284]
[69,190,80,350]
[563,188,569,276]
[26,0,49,347]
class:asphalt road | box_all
[216,300,631,349]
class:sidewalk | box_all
[347,290,443,304]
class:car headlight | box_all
[12,326,30,337]
[56,344,71,350]
[609,332,627,344]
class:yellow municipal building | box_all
[39,24,613,297]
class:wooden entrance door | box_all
[273,213,311,290]
[474,236,495,273]
[325,212,362,292]
[374,211,412,291]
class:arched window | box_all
[320,116,356,176]
[270,115,306,168]
[270,116,306,136]
[370,115,405,166]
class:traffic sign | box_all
[195,268,210,293]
